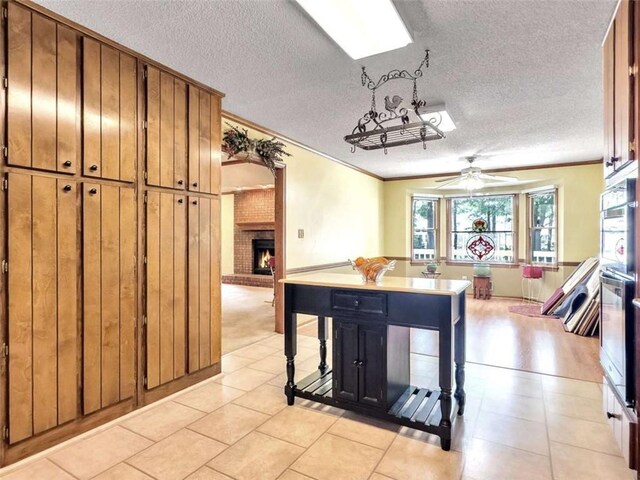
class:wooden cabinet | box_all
[2,2,223,465]
[145,191,187,389]
[603,377,637,468]
[7,173,78,444]
[146,67,188,190]
[7,4,79,173]
[603,0,634,178]
[83,38,137,182]
[188,196,221,372]
[333,319,388,409]
[188,86,222,194]
[82,183,136,414]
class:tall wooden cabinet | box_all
[604,0,635,179]
[0,1,223,465]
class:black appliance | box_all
[600,177,636,408]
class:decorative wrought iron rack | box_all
[344,50,445,154]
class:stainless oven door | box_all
[600,272,634,405]
[601,204,633,275]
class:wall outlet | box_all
[298,229,304,239]
[462,275,468,280]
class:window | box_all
[448,194,516,263]
[528,190,557,265]
[411,196,438,261]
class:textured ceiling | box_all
[35,0,617,178]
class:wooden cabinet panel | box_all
[614,0,631,170]
[358,324,384,408]
[83,38,137,182]
[604,29,615,177]
[333,320,358,403]
[146,191,187,389]
[7,173,79,444]
[83,184,136,414]
[146,67,188,189]
[7,4,79,173]
[188,86,221,194]
[188,196,221,372]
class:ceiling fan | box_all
[435,156,517,191]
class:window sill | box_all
[444,261,520,269]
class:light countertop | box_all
[281,272,470,296]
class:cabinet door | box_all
[187,196,221,371]
[188,86,222,194]
[83,184,136,414]
[83,38,137,182]
[358,323,385,408]
[7,4,79,173]
[333,320,358,403]
[614,0,632,171]
[7,173,78,444]
[146,191,187,389]
[146,67,187,189]
[604,27,616,177]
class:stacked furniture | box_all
[0,1,223,465]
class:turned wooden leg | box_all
[284,284,297,406]
[454,293,466,415]
[318,316,328,372]
[439,319,453,451]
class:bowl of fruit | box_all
[350,256,396,283]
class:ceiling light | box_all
[418,104,456,132]
[295,0,412,59]
[459,176,483,191]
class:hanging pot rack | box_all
[344,50,445,154]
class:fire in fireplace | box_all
[252,239,275,275]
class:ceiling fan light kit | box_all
[435,156,517,191]
[344,50,447,154]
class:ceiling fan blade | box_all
[435,177,463,189]
[478,173,516,182]
[435,176,459,183]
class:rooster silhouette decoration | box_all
[384,95,410,124]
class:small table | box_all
[473,275,491,299]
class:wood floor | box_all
[297,296,602,383]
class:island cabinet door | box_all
[187,196,221,372]
[7,174,79,444]
[145,191,187,389]
[7,3,80,173]
[333,320,358,403]
[82,38,137,182]
[357,324,385,408]
[187,86,221,194]
[82,183,136,414]
[145,66,188,190]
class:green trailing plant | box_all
[254,137,291,177]
[222,123,290,177]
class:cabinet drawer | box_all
[332,290,387,316]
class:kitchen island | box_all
[281,272,470,450]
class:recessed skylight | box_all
[418,104,457,132]
[296,0,412,59]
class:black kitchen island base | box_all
[281,273,470,452]
[288,368,462,450]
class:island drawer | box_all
[331,290,387,316]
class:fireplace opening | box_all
[252,238,275,275]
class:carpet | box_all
[508,304,557,319]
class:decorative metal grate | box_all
[344,50,446,154]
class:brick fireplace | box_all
[223,188,275,287]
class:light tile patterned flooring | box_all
[0,331,633,480]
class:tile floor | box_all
[0,330,632,480]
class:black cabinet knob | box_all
[192,200,198,205]
[177,198,183,204]
[353,299,359,308]
[89,164,98,171]
[606,156,620,168]
[63,160,72,167]
[63,185,72,192]
[352,360,359,366]
[89,188,97,195]
[606,411,621,420]
[177,179,184,185]
[192,182,198,187]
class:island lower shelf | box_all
[293,369,459,436]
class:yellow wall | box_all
[383,163,604,298]
[222,119,385,270]
[221,193,235,275]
